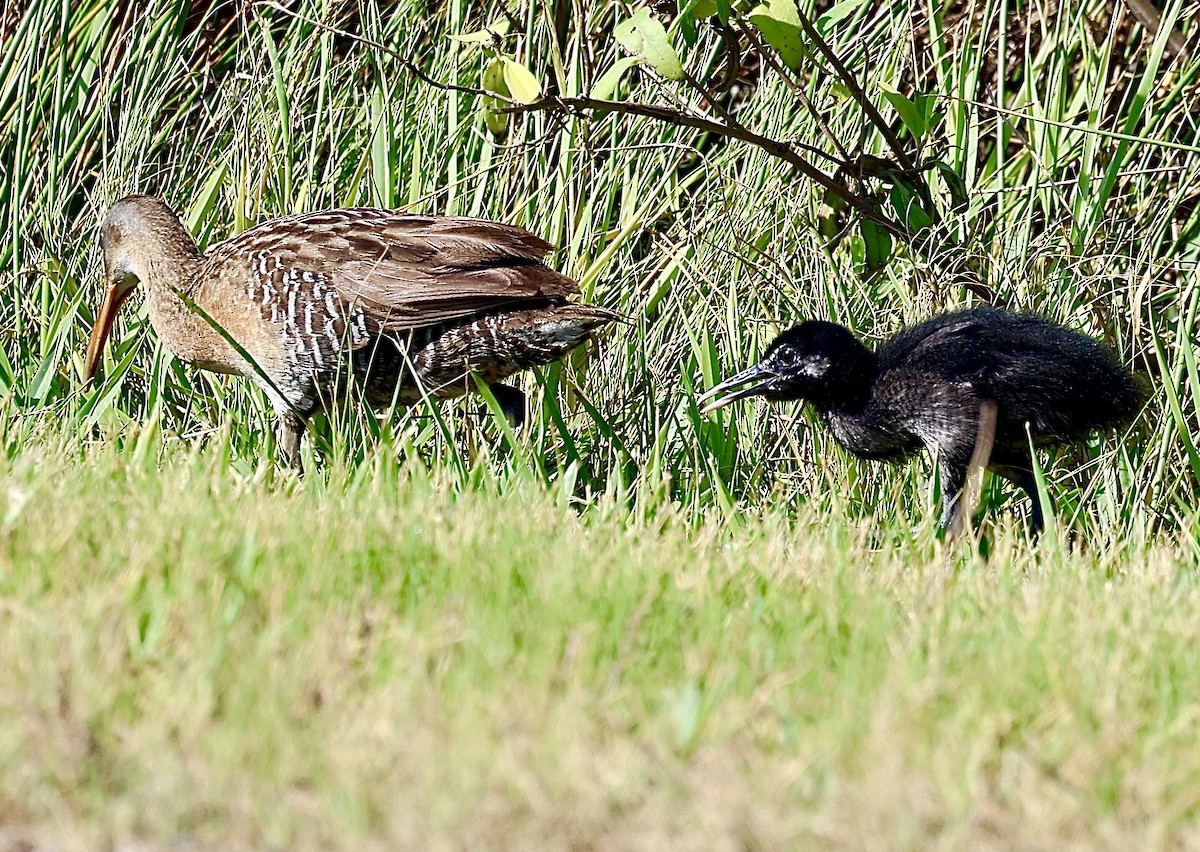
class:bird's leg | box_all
[938,454,970,538]
[487,383,527,430]
[276,411,305,469]
[992,462,1046,536]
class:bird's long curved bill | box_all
[85,282,134,381]
[697,364,774,413]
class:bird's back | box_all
[876,308,1143,446]
[190,207,615,417]
[207,208,580,332]
[194,208,574,371]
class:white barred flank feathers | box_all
[245,249,370,371]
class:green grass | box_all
[3,0,1200,846]
[1,444,1199,849]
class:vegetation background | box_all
[2,0,1200,847]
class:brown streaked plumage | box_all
[86,194,620,464]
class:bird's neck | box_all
[141,245,241,371]
[808,346,878,415]
[808,347,915,459]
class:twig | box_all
[790,4,915,172]
[501,94,898,230]
[677,67,843,168]
[945,95,1200,155]
[255,1,494,101]
[1122,0,1188,59]
[734,19,850,163]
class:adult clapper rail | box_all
[85,195,619,464]
[698,308,1145,534]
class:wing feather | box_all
[212,209,580,332]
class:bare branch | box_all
[790,4,915,172]
[733,19,850,163]
[501,94,901,231]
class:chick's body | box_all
[701,308,1144,532]
[830,309,1142,464]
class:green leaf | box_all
[592,57,640,101]
[860,218,892,272]
[450,30,495,44]
[483,96,509,136]
[186,161,227,233]
[614,9,684,81]
[934,162,969,212]
[679,0,719,44]
[502,58,542,104]
[816,0,869,35]
[890,180,934,232]
[915,92,939,127]
[879,81,926,138]
[0,338,13,396]
[818,186,850,246]
[748,0,808,72]
[715,0,732,23]
[368,86,393,207]
[482,57,509,136]
[482,56,508,97]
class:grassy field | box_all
[2,445,1200,849]
[4,0,1200,847]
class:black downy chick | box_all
[698,308,1144,532]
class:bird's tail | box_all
[514,304,623,362]
[555,303,627,330]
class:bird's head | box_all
[86,195,193,381]
[698,320,874,413]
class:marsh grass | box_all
[2,0,1200,846]
[4,0,1192,528]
